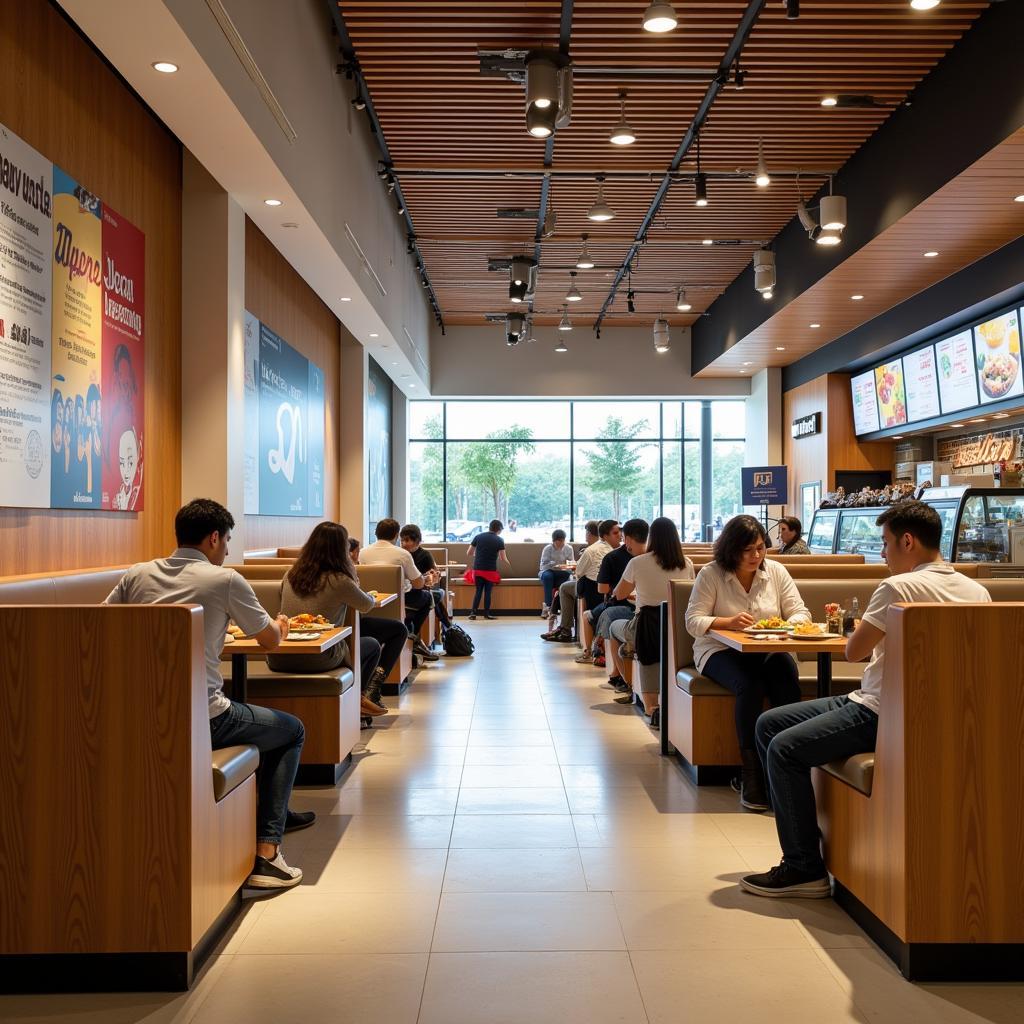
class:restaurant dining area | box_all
[1,1,1024,1022]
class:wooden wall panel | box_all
[0,0,182,575]
[244,219,341,550]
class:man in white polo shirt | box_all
[741,500,990,899]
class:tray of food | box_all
[743,617,791,634]
[789,621,842,640]
[288,613,332,631]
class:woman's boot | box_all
[365,666,388,711]
[739,749,770,812]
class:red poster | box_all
[100,205,144,510]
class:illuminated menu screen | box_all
[874,360,907,428]
[973,310,1023,406]
[902,346,941,422]
[851,370,880,435]
[934,329,979,413]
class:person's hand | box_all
[276,613,290,640]
[724,612,755,631]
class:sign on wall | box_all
[0,121,145,512]
[742,466,788,505]
[366,356,392,536]
[243,311,324,518]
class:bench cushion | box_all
[211,744,259,801]
[675,667,731,697]
[819,753,875,796]
[244,664,355,697]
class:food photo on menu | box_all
[874,360,907,427]
[974,310,1022,405]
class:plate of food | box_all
[288,631,321,641]
[790,622,842,640]
[226,623,245,638]
[289,613,331,631]
[743,617,791,634]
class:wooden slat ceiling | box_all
[339,0,990,329]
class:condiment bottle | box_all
[843,597,859,636]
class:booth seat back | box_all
[0,566,127,606]
[236,563,291,581]
[356,564,406,621]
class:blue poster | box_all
[742,466,788,505]
[247,316,325,517]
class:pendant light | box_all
[555,338,568,353]
[575,236,595,270]
[754,138,770,188]
[642,2,678,33]
[609,91,636,146]
[675,288,692,312]
[694,133,708,207]
[653,319,671,354]
[566,271,583,302]
[820,192,847,231]
[753,248,776,295]
[815,228,842,247]
[558,305,573,332]
[588,179,615,222]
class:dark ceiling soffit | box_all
[325,1,446,333]
[594,0,768,333]
[692,0,1024,375]
[782,234,1024,393]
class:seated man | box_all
[105,498,309,890]
[361,517,438,663]
[400,523,451,634]
[541,520,598,641]
[741,501,990,898]
[775,516,810,555]
[538,528,573,618]
[543,520,619,644]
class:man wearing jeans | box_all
[105,498,310,891]
[741,501,990,898]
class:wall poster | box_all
[0,121,145,512]
[366,355,392,537]
[243,311,324,518]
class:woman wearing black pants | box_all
[466,519,511,620]
[685,516,810,811]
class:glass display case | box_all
[806,488,1024,564]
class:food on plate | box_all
[226,624,244,637]
[752,616,788,630]
[289,613,331,629]
[791,621,825,636]
[979,351,1018,399]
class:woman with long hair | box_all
[269,521,405,717]
[608,517,695,729]
[685,515,810,811]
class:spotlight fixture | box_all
[558,305,573,332]
[820,96,838,107]
[566,272,583,302]
[820,192,847,231]
[753,248,776,295]
[785,0,800,18]
[809,322,821,328]
[762,289,774,300]
[527,104,555,139]
[524,52,573,137]
[352,94,367,111]
[511,257,532,287]
[509,256,535,304]
[675,288,692,312]
[694,173,708,207]
[152,61,178,73]
[702,238,714,246]
[851,294,864,300]
[642,2,678,33]
[797,199,821,241]
[627,290,636,314]
[653,319,671,354]
[815,228,841,246]
[733,61,746,90]
[509,282,526,304]
[526,55,558,110]
[576,236,595,270]
[588,180,615,222]
[1015,195,1024,203]
[264,198,282,207]
[923,250,939,258]
[609,91,636,146]
[505,313,526,347]
[755,139,770,188]
[555,338,568,353]
[910,0,940,9]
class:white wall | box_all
[430,324,750,398]
[745,367,785,529]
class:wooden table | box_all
[372,592,397,609]
[708,628,849,699]
[221,625,352,703]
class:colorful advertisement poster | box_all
[250,318,324,517]
[50,166,102,509]
[935,329,978,414]
[243,311,260,515]
[100,205,144,510]
[973,310,1023,406]
[0,124,52,507]
[874,360,907,428]
[902,346,940,423]
[850,369,880,435]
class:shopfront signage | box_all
[791,412,821,439]
[742,466,788,505]
[949,433,1015,469]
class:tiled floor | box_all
[4,618,1024,1023]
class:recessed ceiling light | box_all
[264,198,282,207]
[992,412,1010,419]
[702,238,713,246]
[282,221,299,228]
[821,96,838,107]
[968,418,986,423]
[910,0,940,10]
[369,333,379,338]
[152,61,178,74]
[892,435,903,440]
[340,297,351,302]
[923,250,939,258]
[743,361,752,366]
[809,322,821,328]
[950,422,965,428]
[851,294,864,300]
[392,361,398,366]
[775,346,785,351]
[408,383,416,388]
[739,369,746,373]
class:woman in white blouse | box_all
[609,517,695,730]
[685,515,810,811]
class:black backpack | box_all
[443,623,475,657]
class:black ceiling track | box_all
[593,0,768,334]
[325,1,446,333]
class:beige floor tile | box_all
[301,813,454,849]
[633,948,866,1024]
[571,814,605,845]
[592,812,731,848]
[457,787,570,815]
[299,845,448,893]
[814,947,1024,1023]
[459,763,565,788]
[443,848,586,892]
[559,762,690,788]
[332,785,461,815]
[467,729,555,747]
[564,785,700,816]
[191,954,428,1024]
[786,898,872,950]
[238,891,439,954]
[556,744,664,765]
[463,744,560,765]
[0,954,233,1024]
[432,892,626,952]
[354,745,467,766]
[581,844,749,891]
[344,761,465,789]
[708,810,784,847]
[613,888,810,950]
[418,952,648,1024]
[450,813,580,849]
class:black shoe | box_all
[414,640,440,662]
[610,675,631,693]
[740,863,831,899]
[484,614,498,620]
[468,614,477,620]
[284,810,316,834]
[613,692,634,705]
[246,853,303,889]
[648,707,661,730]
[739,749,770,812]
[549,629,574,643]
[540,628,561,640]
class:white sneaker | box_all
[247,852,303,889]
[575,650,594,664]
[541,604,550,618]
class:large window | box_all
[407,400,744,542]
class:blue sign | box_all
[742,466,788,505]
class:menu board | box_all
[874,360,907,428]
[935,329,979,414]
[851,370,880,435]
[973,310,1023,406]
[902,346,940,422]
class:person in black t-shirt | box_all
[466,520,511,619]
[400,524,452,633]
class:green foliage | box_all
[580,417,656,520]
[455,425,536,521]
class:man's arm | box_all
[499,549,511,568]
[255,615,290,650]
[845,619,884,663]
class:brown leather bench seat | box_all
[245,663,356,697]
[819,753,875,796]
[211,744,261,801]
